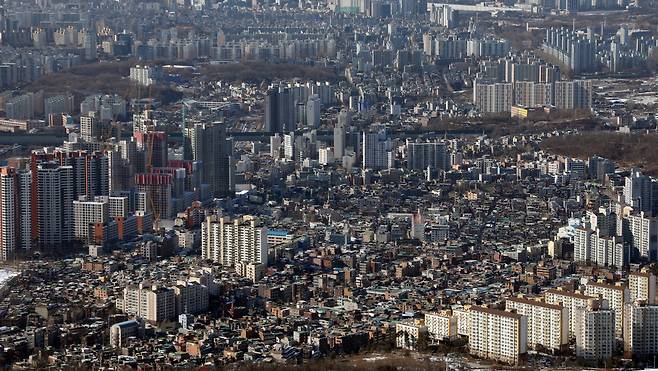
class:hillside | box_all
[541,132,658,176]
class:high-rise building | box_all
[117,283,175,323]
[473,79,513,114]
[183,122,233,198]
[554,80,593,110]
[623,301,658,358]
[543,27,597,74]
[573,227,625,267]
[624,169,655,214]
[0,167,32,260]
[545,288,598,337]
[585,281,629,338]
[73,196,110,242]
[362,131,390,170]
[84,27,97,61]
[573,300,615,361]
[626,212,658,261]
[305,94,321,128]
[265,86,295,133]
[629,270,656,305]
[135,131,168,170]
[135,173,173,220]
[201,215,268,267]
[173,281,209,315]
[129,65,162,86]
[79,114,108,142]
[52,150,110,200]
[406,140,448,172]
[468,306,527,365]
[425,311,458,341]
[505,296,569,353]
[36,162,74,249]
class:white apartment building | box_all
[574,301,615,361]
[545,288,598,337]
[201,215,268,267]
[319,147,334,165]
[73,196,109,241]
[627,212,658,261]
[129,65,161,86]
[468,306,527,365]
[623,301,658,357]
[629,270,656,305]
[505,296,568,353]
[573,227,624,268]
[117,283,175,323]
[473,79,513,114]
[585,281,629,338]
[173,281,209,315]
[425,311,458,341]
[453,306,470,336]
[396,321,428,351]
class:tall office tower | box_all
[473,79,513,113]
[201,215,268,267]
[554,80,593,110]
[334,109,349,160]
[73,196,109,242]
[264,88,279,132]
[629,270,657,304]
[585,281,629,338]
[265,87,295,133]
[0,167,32,260]
[573,300,615,361]
[623,301,658,358]
[183,122,233,198]
[135,173,173,220]
[505,297,569,353]
[135,131,168,170]
[337,108,351,128]
[305,94,321,128]
[545,288,598,337]
[624,168,654,213]
[333,124,346,161]
[588,156,615,182]
[84,26,97,61]
[36,162,74,249]
[270,134,282,159]
[468,306,527,365]
[626,212,658,261]
[406,140,448,172]
[362,131,390,170]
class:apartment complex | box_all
[545,288,598,337]
[425,311,458,341]
[585,281,629,338]
[573,300,615,361]
[468,306,527,365]
[505,296,568,353]
[629,270,657,304]
[201,215,268,268]
[623,301,658,358]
